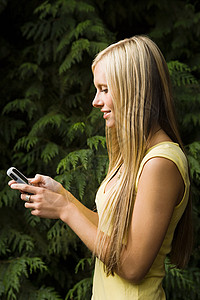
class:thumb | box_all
[29,174,44,184]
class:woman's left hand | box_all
[10,183,69,219]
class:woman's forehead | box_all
[93,62,107,86]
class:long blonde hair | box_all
[92,35,192,275]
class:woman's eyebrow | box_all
[95,83,108,88]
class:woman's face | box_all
[92,62,115,128]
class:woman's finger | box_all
[8,180,16,186]
[10,183,39,194]
[21,193,35,202]
[24,201,35,209]
[27,178,34,183]
[9,179,34,186]
[29,174,44,185]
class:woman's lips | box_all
[103,111,111,119]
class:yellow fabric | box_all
[92,142,190,300]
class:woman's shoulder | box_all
[136,141,189,189]
[145,141,187,166]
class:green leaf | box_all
[14,136,39,151]
[19,62,43,80]
[57,149,92,173]
[65,277,92,300]
[67,122,85,142]
[26,257,47,274]
[36,286,62,300]
[29,113,67,136]
[75,257,92,274]
[87,135,106,150]
[59,39,90,74]
[41,142,59,163]
[167,61,198,86]
[2,99,37,119]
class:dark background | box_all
[0,0,200,299]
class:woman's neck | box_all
[147,125,172,150]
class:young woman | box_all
[9,35,193,299]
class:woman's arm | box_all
[62,189,99,227]
[116,157,184,283]
[9,157,184,283]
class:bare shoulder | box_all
[142,156,183,183]
[138,156,184,206]
[143,156,180,175]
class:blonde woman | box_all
[9,36,193,299]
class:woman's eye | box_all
[101,89,108,93]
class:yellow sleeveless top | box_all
[91,142,190,300]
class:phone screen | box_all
[7,167,29,184]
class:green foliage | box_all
[1,256,48,300]
[164,260,200,300]
[87,135,106,151]
[167,61,198,86]
[75,257,92,274]
[65,277,92,300]
[187,142,200,180]
[0,0,200,299]
[57,149,92,172]
[35,287,63,300]
[0,0,111,299]
[165,57,200,299]
[65,257,93,300]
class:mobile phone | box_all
[7,167,29,184]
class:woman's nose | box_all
[92,93,103,108]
